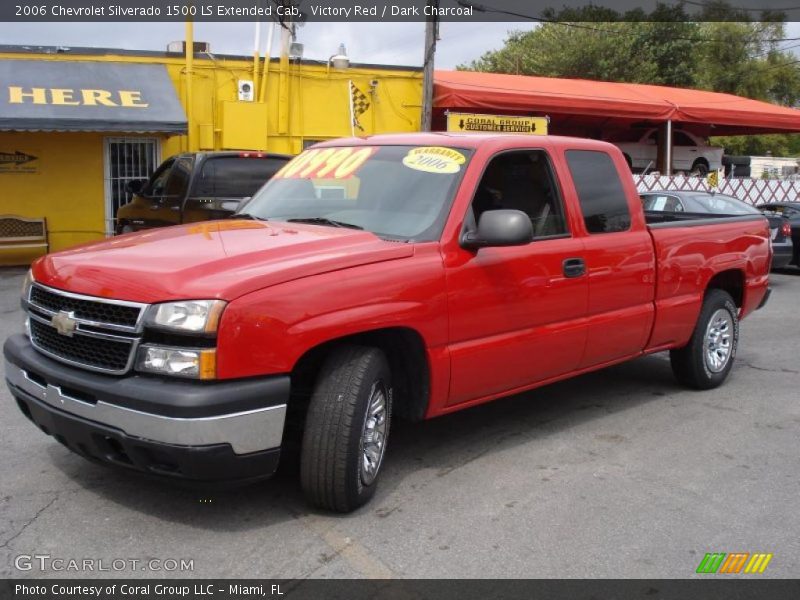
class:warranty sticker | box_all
[402,147,466,174]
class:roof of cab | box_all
[312,132,620,153]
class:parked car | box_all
[756,202,800,267]
[611,129,723,175]
[6,134,771,512]
[641,191,793,270]
[116,151,290,233]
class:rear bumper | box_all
[771,243,793,269]
[4,334,289,482]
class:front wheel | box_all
[670,289,739,390]
[300,346,392,512]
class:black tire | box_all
[116,223,134,235]
[300,345,392,512]
[670,289,739,390]
[691,159,710,176]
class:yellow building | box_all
[0,44,423,262]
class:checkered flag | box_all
[349,81,370,133]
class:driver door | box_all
[444,150,589,407]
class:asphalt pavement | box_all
[1,266,798,578]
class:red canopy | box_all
[434,70,800,136]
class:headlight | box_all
[137,346,216,379]
[147,299,226,334]
[21,269,34,301]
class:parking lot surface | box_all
[1,266,798,578]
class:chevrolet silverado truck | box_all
[4,134,772,512]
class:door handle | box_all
[563,257,586,278]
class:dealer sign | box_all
[446,112,549,135]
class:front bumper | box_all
[4,334,289,482]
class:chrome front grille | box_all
[29,285,142,329]
[25,283,147,375]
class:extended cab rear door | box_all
[563,149,656,368]
[443,148,589,407]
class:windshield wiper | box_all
[232,213,267,221]
[287,217,363,230]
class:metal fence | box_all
[634,174,800,205]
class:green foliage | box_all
[456,1,800,156]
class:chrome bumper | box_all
[5,360,286,455]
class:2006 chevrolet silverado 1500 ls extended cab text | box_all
[4,134,772,512]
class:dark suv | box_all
[116,151,290,233]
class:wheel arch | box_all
[706,269,744,307]
[290,326,431,422]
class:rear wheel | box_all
[300,346,392,512]
[691,159,710,176]
[623,154,633,171]
[670,289,739,390]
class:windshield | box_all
[240,145,472,241]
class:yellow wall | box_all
[0,50,423,259]
[0,131,108,258]
[162,55,423,156]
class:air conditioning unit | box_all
[238,80,255,102]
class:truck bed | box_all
[645,211,771,351]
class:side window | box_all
[471,150,568,239]
[192,157,288,198]
[164,157,192,198]
[566,150,631,234]
[144,158,175,197]
[673,132,696,147]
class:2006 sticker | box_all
[402,147,466,174]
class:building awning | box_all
[434,70,800,136]
[0,60,187,134]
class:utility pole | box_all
[421,0,439,131]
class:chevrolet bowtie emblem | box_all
[51,310,77,337]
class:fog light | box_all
[137,346,216,379]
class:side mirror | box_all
[126,179,147,195]
[461,209,533,250]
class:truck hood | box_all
[33,220,414,303]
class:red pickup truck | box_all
[4,134,771,512]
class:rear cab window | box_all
[566,150,631,234]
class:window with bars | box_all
[104,138,160,233]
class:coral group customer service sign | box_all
[446,112,548,135]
